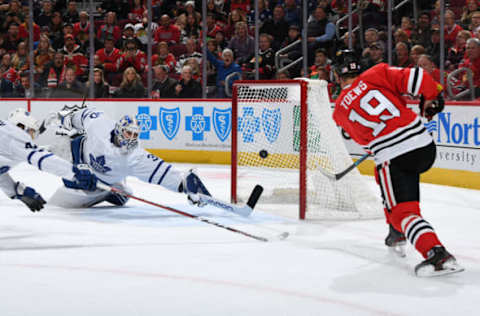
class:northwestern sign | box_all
[430,112,480,146]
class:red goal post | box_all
[230,79,382,220]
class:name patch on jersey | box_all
[340,80,368,109]
[89,154,112,173]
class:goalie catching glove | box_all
[419,93,444,121]
[179,169,211,206]
[63,164,98,191]
[11,182,46,212]
[52,104,86,137]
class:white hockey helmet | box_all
[8,108,40,139]
[114,115,140,153]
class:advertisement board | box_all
[2,98,479,188]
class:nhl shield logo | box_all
[159,107,180,140]
[212,107,231,142]
[262,108,281,143]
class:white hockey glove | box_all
[55,104,85,137]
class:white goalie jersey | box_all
[68,108,182,192]
[0,119,76,197]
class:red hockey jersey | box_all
[333,63,442,164]
[96,47,122,72]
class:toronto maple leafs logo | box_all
[89,154,112,173]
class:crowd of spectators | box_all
[0,0,478,99]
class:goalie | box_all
[332,50,463,277]
[46,106,210,208]
[0,109,97,212]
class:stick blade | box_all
[246,185,264,209]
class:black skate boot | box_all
[415,246,465,277]
[385,224,406,257]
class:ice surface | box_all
[0,163,479,316]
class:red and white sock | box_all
[401,215,442,258]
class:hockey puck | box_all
[259,149,268,159]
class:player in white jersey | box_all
[48,106,210,208]
[0,109,98,212]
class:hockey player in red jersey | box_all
[332,50,464,277]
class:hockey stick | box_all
[318,153,371,181]
[96,183,270,242]
[197,185,263,217]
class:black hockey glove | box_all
[419,94,445,121]
[12,182,46,212]
[63,164,98,191]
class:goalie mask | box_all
[8,108,40,139]
[113,115,140,154]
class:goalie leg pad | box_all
[182,170,211,196]
[71,135,86,164]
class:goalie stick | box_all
[318,153,371,181]
[197,185,263,217]
[96,183,271,242]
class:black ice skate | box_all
[415,246,465,277]
[385,224,406,257]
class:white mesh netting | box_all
[233,80,383,220]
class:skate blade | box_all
[416,262,465,277]
[388,242,406,258]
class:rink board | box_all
[0,98,479,189]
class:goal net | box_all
[231,79,383,220]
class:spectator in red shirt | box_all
[445,9,464,47]
[459,37,480,94]
[400,16,413,38]
[118,39,147,74]
[152,41,177,72]
[96,36,122,82]
[1,53,18,85]
[60,34,88,80]
[230,0,250,13]
[73,11,90,42]
[200,13,223,40]
[97,11,122,43]
[154,14,181,45]
[447,30,471,71]
[129,0,146,23]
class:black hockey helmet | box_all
[334,49,361,77]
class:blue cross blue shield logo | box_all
[212,107,231,142]
[238,107,260,143]
[136,106,157,140]
[186,107,211,141]
[159,107,180,140]
[262,108,281,143]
